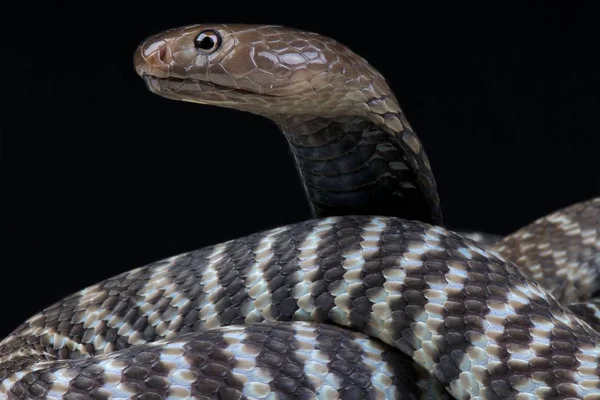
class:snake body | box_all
[2,24,600,399]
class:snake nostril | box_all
[158,45,170,64]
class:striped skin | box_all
[457,198,600,331]
[491,197,600,304]
[130,23,600,398]
[569,299,600,332]
[5,22,600,400]
[1,322,427,400]
[2,216,600,399]
[131,22,600,317]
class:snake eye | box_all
[194,30,221,54]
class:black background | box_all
[2,8,599,338]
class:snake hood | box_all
[133,24,397,119]
[134,23,444,226]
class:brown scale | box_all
[241,323,316,398]
[4,21,600,400]
[203,237,261,326]
[492,197,600,304]
[258,220,323,320]
[180,330,245,399]
[2,322,423,399]
[277,115,433,223]
[3,217,600,399]
[312,323,387,400]
[309,217,373,324]
[345,217,402,331]
[63,363,106,399]
[134,24,443,227]
[166,249,215,334]
[379,220,433,357]
[8,357,104,399]
[0,258,168,366]
[569,300,600,331]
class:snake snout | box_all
[133,37,172,79]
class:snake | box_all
[2,23,600,400]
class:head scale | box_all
[133,24,392,117]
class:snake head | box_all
[133,24,393,117]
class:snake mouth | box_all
[140,74,277,99]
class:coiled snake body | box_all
[2,24,600,400]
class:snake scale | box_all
[2,23,600,400]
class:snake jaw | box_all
[140,74,282,110]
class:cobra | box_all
[1,23,600,400]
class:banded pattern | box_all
[6,22,600,400]
[569,299,600,332]
[0,321,426,399]
[3,216,600,399]
[492,197,600,304]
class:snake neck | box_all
[273,113,443,226]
